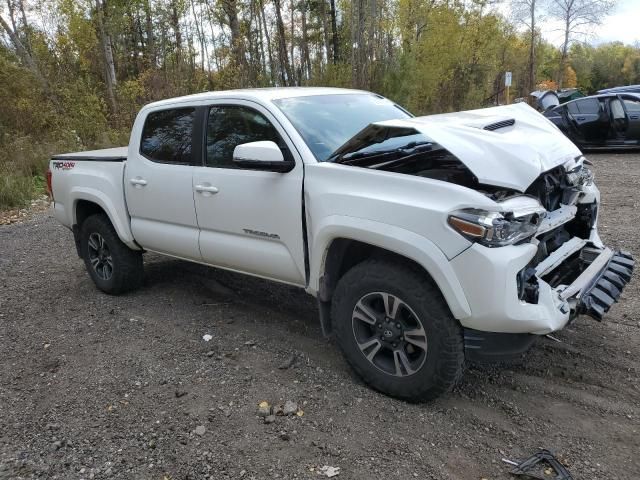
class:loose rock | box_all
[283,400,298,416]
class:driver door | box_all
[192,101,307,286]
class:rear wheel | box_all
[331,259,464,401]
[80,214,143,294]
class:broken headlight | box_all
[448,196,546,248]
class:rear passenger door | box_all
[566,98,608,144]
[125,107,201,261]
[621,95,640,141]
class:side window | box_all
[566,102,580,115]
[206,105,282,168]
[140,108,195,165]
[575,98,600,115]
[623,98,640,113]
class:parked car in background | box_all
[597,85,640,95]
[529,88,585,112]
[544,93,640,149]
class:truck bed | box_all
[51,147,128,162]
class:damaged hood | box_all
[369,103,582,192]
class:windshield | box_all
[272,94,412,161]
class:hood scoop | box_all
[482,118,515,131]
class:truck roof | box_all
[143,87,372,110]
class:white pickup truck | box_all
[49,87,633,401]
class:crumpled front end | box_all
[450,156,634,336]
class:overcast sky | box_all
[536,0,640,46]
[496,0,640,47]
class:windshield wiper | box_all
[333,141,433,165]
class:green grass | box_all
[0,172,45,210]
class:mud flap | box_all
[579,250,634,321]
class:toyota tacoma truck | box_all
[48,87,634,401]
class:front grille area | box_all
[517,163,599,304]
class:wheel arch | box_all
[70,189,138,251]
[310,216,471,336]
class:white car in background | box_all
[48,88,634,401]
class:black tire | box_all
[331,258,464,401]
[80,213,143,295]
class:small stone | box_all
[195,425,206,436]
[283,400,298,416]
[278,354,297,370]
[175,390,188,398]
[244,340,256,347]
[51,440,62,451]
[279,432,290,441]
[264,415,276,424]
[239,470,246,477]
[257,401,271,417]
[206,351,215,357]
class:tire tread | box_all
[331,258,464,401]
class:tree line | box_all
[1,0,639,208]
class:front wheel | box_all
[80,214,143,295]
[331,259,464,401]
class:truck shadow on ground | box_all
[141,255,322,334]
[139,255,576,395]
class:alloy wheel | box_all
[351,291,428,377]
[87,232,114,281]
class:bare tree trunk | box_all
[290,0,296,85]
[254,0,268,82]
[190,0,206,71]
[258,0,275,84]
[144,0,156,66]
[170,1,182,65]
[527,0,536,98]
[273,0,292,85]
[95,0,117,114]
[300,3,311,81]
[329,0,338,63]
[222,0,246,84]
[205,3,221,71]
[558,15,570,89]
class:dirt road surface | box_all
[1,153,639,480]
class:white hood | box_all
[376,103,582,191]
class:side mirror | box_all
[232,141,295,173]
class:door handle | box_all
[576,116,586,121]
[630,115,639,120]
[130,177,147,187]
[195,184,219,194]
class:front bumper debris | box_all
[570,250,634,321]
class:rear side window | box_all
[623,98,640,113]
[571,98,600,114]
[140,108,195,164]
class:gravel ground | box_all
[1,152,639,480]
